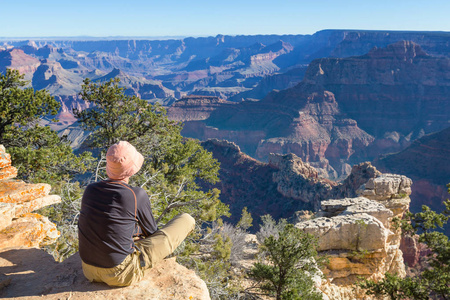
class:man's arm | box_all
[134,187,158,236]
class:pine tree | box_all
[75,77,228,224]
[249,220,324,300]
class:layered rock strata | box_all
[167,95,235,122]
[305,41,450,137]
[175,41,450,181]
[295,173,412,300]
[0,145,61,249]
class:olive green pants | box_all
[81,213,195,287]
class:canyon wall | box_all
[176,41,450,182]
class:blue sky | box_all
[0,0,449,37]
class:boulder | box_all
[357,173,412,217]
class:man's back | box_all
[78,180,157,268]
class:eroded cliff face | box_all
[296,173,412,300]
[167,95,235,122]
[201,139,385,226]
[173,41,450,181]
[0,49,40,77]
[195,85,374,179]
[305,41,450,137]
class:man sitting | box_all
[78,141,195,286]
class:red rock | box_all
[0,48,40,75]
[400,235,420,267]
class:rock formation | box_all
[174,41,450,181]
[0,145,61,249]
[0,145,211,299]
[304,41,450,138]
[3,30,449,109]
[201,139,384,226]
[269,153,335,210]
[296,173,412,300]
[0,48,40,77]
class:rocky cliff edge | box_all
[296,173,412,300]
[0,145,210,300]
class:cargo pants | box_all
[81,213,195,286]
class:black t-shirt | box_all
[78,180,158,268]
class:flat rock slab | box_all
[320,197,393,227]
[0,180,51,203]
[14,195,61,217]
[0,248,210,300]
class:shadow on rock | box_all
[0,248,114,298]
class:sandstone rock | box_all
[296,213,390,252]
[0,202,14,231]
[13,195,61,217]
[0,249,210,300]
[0,213,59,249]
[0,180,51,203]
[295,188,410,297]
[359,174,412,200]
[0,166,17,181]
[357,173,412,217]
[319,197,393,227]
[319,283,383,300]
[0,146,61,251]
[0,145,12,169]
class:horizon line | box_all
[1,29,450,41]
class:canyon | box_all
[1,30,448,229]
[1,30,449,242]
[178,41,450,186]
[0,143,420,300]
